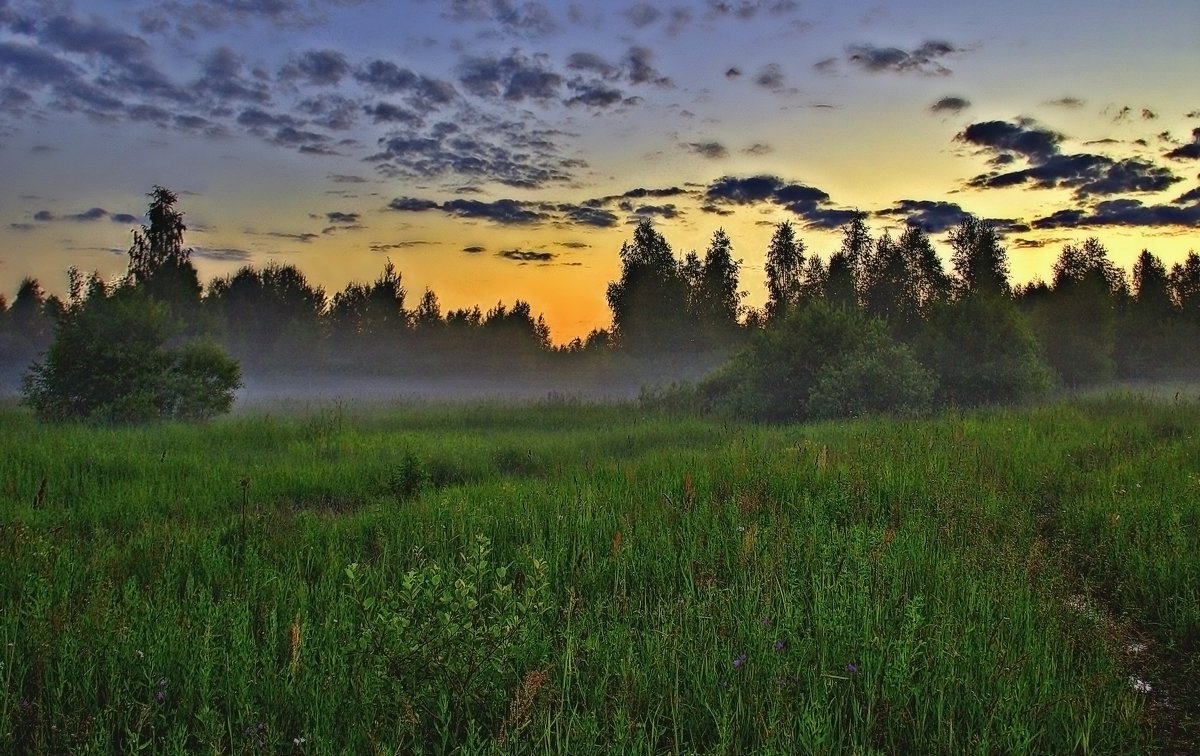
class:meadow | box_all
[1,391,1198,754]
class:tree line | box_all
[0,186,1197,421]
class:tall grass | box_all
[2,393,1197,753]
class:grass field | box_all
[1,392,1198,754]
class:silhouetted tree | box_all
[764,221,805,321]
[798,256,828,303]
[329,260,409,363]
[126,186,205,332]
[839,212,872,301]
[1117,249,1182,377]
[1030,238,1123,386]
[949,216,1010,298]
[899,224,951,315]
[686,228,743,347]
[1,278,63,389]
[862,230,921,336]
[207,262,326,367]
[1170,251,1200,323]
[825,251,857,311]
[483,300,551,357]
[606,220,689,352]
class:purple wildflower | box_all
[847,662,859,676]
[760,616,772,628]
[774,639,786,652]
[732,653,747,669]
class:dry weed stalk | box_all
[289,613,302,676]
[497,666,551,745]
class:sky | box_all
[1,0,1197,343]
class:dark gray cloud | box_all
[875,199,1028,234]
[279,49,350,86]
[388,196,550,225]
[812,56,837,74]
[458,50,562,102]
[0,40,80,84]
[702,174,853,228]
[298,93,358,130]
[706,1,798,20]
[64,207,106,222]
[1173,186,1200,204]
[32,206,141,223]
[565,52,618,78]
[259,230,319,243]
[499,248,555,262]
[388,197,440,212]
[1045,96,1085,109]
[40,14,150,64]
[1166,128,1200,160]
[354,59,457,112]
[565,79,625,108]
[957,120,1063,162]
[443,0,558,38]
[754,63,785,92]
[370,116,582,188]
[363,101,423,125]
[1032,198,1200,229]
[556,204,619,227]
[625,2,662,28]
[463,245,486,253]
[742,142,772,155]
[625,46,672,88]
[930,95,969,115]
[725,66,741,78]
[685,141,728,159]
[960,121,1183,200]
[846,40,959,76]
[194,46,271,105]
[192,246,253,261]
[630,203,679,219]
[443,198,548,224]
[326,211,360,224]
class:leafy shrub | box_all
[21,286,240,423]
[806,341,935,419]
[343,536,551,749]
[917,294,1053,406]
[697,302,934,421]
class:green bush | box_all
[917,294,1052,406]
[21,286,241,423]
[807,341,935,419]
[698,302,934,421]
[343,536,551,750]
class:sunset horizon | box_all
[2,0,1197,343]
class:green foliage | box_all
[918,294,1053,406]
[343,536,551,750]
[806,339,936,419]
[698,302,933,421]
[20,287,240,423]
[5,396,1193,752]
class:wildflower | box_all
[846,662,859,676]
[19,698,32,713]
[760,616,772,628]
[774,639,786,652]
[732,653,747,669]
[155,690,167,704]
[293,735,307,746]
